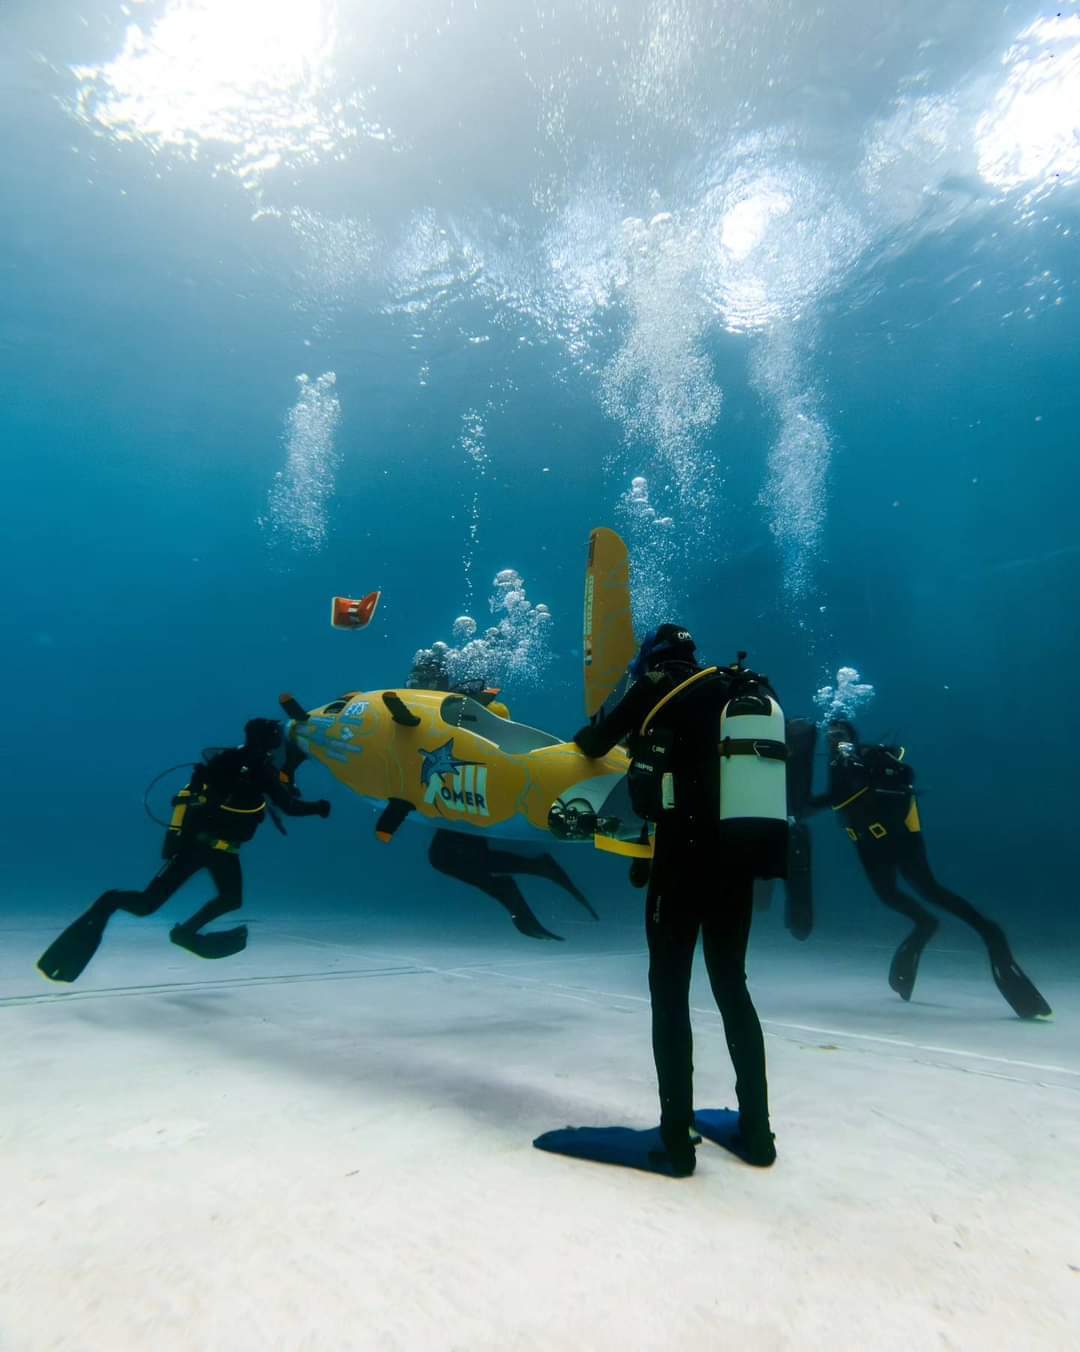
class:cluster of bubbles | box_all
[749,326,831,600]
[410,570,553,692]
[263,372,341,552]
[601,210,723,515]
[279,206,376,315]
[64,3,1080,603]
[813,666,877,727]
[459,410,489,609]
[616,475,677,632]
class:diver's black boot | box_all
[889,922,936,1001]
[170,924,249,960]
[650,1122,697,1177]
[735,1118,777,1168]
[988,945,1052,1020]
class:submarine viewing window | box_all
[440,695,562,753]
[323,698,349,715]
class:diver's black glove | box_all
[315,800,332,818]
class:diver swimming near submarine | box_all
[37,718,331,984]
[405,648,598,941]
[281,558,617,944]
[795,717,1051,1020]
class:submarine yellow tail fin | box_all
[583,527,636,718]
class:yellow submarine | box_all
[280,529,650,858]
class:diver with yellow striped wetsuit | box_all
[37,718,331,983]
[822,718,1051,1020]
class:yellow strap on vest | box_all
[594,833,653,859]
[219,799,266,815]
[832,785,869,812]
[904,797,921,833]
[639,667,721,735]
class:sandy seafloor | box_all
[2,893,1077,1352]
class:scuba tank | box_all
[716,661,789,880]
[163,778,208,859]
[154,747,288,858]
[626,653,789,877]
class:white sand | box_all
[2,906,1077,1351]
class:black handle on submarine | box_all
[279,692,310,721]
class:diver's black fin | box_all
[694,1109,777,1167]
[37,897,115,984]
[510,902,564,941]
[889,930,930,1001]
[170,924,248,960]
[376,797,415,843]
[279,692,310,721]
[533,1124,694,1177]
[990,953,1052,1020]
[493,876,564,939]
[382,691,421,727]
[533,853,599,919]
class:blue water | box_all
[2,0,1078,942]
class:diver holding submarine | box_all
[37,717,331,983]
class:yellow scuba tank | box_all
[718,685,789,879]
[164,783,207,858]
[161,750,270,857]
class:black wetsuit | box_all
[575,661,774,1160]
[826,743,1050,1018]
[110,747,327,937]
[37,745,328,982]
[428,830,596,941]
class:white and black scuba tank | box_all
[717,687,790,879]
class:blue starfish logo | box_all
[419,738,468,788]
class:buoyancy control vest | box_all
[627,664,790,878]
[830,744,918,843]
[162,748,287,857]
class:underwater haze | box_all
[4,0,1078,921]
[2,1,1079,1348]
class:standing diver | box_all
[37,718,331,984]
[574,625,783,1175]
[823,718,1051,1020]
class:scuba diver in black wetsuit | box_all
[427,830,597,941]
[37,719,331,984]
[395,660,598,941]
[823,718,1051,1020]
[574,625,784,1176]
